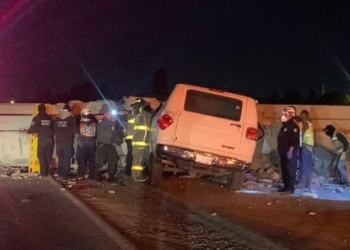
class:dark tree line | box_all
[13,67,170,104]
[258,89,350,105]
[6,68,350,106]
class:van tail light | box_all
[246,127,258,141]
[157,114,174,130]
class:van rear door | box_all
[173,88,247,158]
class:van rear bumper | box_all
[156,144,250,171]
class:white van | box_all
[149,84,263,189]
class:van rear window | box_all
[184,90,242,121]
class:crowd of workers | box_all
[277,106,349,194]
[25,100,349,190]
[26,98,156,183]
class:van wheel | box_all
[226,170,244,190]
[149,153,163,186]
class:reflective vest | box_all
[132,110,152,147]
[302,121,314,146]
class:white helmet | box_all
[81,108,91,116]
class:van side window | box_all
[184,90,242,121]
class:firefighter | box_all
[299,110,314,190]
[53,104,78,182]
[76,108,98,181]
[323,124,349,185]
[277,106,300,194]
[131,98,153,180]
[26,104,54,177]
[96,109,122,182]
[124,104,140,176]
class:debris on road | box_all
[303,192,319,199]
[0,165,40,180]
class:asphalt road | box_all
[160,177,350,250]
[0,177,132,250]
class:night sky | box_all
[1,0,350,102]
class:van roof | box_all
[175,83,257,102]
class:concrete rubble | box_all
[243,145,350,200]
[0,165,39,179]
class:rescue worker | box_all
[131,98,153,180]
[299,110,314,190]
[277,106,300,194]
[76,108,98,181]
[26,104,54,177]
[96,109,122,182]
[323,125,349,185]
[53,104,78,182]
[124,103,140,176]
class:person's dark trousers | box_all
[56,144,74,180]
[125,139,133,175]
[76,140,96,179]
[37,139,54,177]
[299,146,313,188]
[97,144,118,177]
[280,150,298,191]
[141,147,150,176]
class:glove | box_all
[286,150,293,160]
[18,127,27,132]
[143,105,153,112]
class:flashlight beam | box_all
[326,48,350,83]
[62,39,125,129]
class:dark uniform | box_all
[53,105,78,181]
[27,104,54,177]
[96,114,123,182]
[277,118,300,193]
[76,111,98,180]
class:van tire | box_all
[149,153,163,186]
[227,170,244,190]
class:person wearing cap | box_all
[277,105,300,194]
[323,124,349,185]
[131,98,153,180]
[298,110,314,191]
[53,104,78,182]
[76,108,98,181]
[124,102,140,176]
[96,109,122,182]
[26,104,54,177]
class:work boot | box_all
[131,169,143,178]
[107,174,115,183]
[278,187,289,192]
